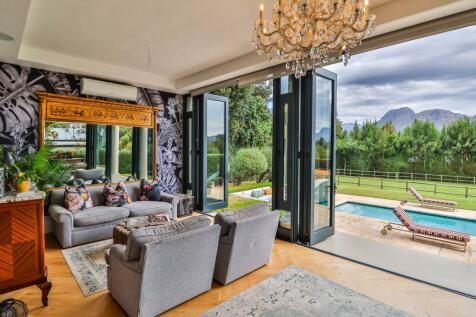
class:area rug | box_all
[61,239,112,296]
[200,266,411,317]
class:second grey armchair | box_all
[213,204,279,285]
[106,216,220,317]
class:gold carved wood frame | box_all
[37,92,162,178]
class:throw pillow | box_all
[139,178,161,201]
[64,184,93,212]
[103,181,131,207]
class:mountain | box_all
[375,107,470,131]
[341,107,473,132]
[342,122,359,132]
[378,107,417,131]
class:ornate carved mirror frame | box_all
[37,92,162,178]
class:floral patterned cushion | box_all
[64,184,94,213]
[103,181,131,207]
[139,178,161,201]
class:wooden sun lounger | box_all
[408,186,457,211]
[380,206,470,252]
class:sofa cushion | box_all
[63,184,94,212]
[124,201,171,217]
[125,215,211,261]
[73,206,129,227]
[103,181,131,207]
[139,179,161,201]
[215,204,269,237]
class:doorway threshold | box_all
[313,232,476,299]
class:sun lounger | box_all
[380,206,470,252]
[408,186,456,211]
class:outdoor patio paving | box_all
[335,194,476,264]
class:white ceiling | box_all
[0,0,475,93]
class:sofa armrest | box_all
[49,204,73,225]
[160,193,179,219]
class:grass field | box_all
[229,181,272,193]
[337,175,476,211]
[209,181,271,213]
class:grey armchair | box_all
[106,216,220,317]
[213,204,279,285]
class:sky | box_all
[325,25,476,124]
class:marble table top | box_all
[0,191,46,204]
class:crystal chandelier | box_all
[252,0,376,78]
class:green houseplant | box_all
[9,144,72,192]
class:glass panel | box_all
[206,99,226,203]
[45,121,86,169]
[117,126,133,180]
[283,102,288,201]
[187,116,192,183]
[147,128,154,179]
[96,125,107,169]
[280,76,292,94]
[313,76,333,231]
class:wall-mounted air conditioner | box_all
[80,78,137,101]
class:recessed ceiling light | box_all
[0,32,14,41]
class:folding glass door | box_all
[273,70,336,245]
[300,69,337,245]
[273,76,300,241]
[192,93,229,212]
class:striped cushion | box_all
[421,198,456,206]
[414,225,470,242]
[408,187,423,201]
[393,206,418,231]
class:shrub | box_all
[119,149,132,174]
[230,148,268,185]
[258,147,272,182]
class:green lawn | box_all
[337,175,476,211]
[209,181,272,213]
[228,181,272,193]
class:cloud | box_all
[325,25,476,123]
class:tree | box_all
[402,120,439,171]
[441,118,476,171]
[214,82,272,151]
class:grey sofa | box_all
[213,204,279,285]
[48,182,179,248]
[106,216,220,317]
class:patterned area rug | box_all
[61,239,112,296]
[200,266,411,317]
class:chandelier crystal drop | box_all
[252,0,376,78]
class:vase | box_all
[17,180,30,193]
[0,167,4,197]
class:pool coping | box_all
[335,193,476,221]
[338,199,476,223]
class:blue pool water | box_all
[336,202,476,236]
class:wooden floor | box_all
[1,235,475,317]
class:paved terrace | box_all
[335,194,476,264]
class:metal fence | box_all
[336,174,476,199]
[337,168,476,185]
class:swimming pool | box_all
[336,202,476,237]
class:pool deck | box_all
[334,194,476,264]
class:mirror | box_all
[44,122,155,183]
[38,93,160,184]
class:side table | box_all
[176,194,194,217]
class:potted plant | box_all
[9,144,72,193]
[14,171,30,193]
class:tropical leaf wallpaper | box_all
[0,62,183,194]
